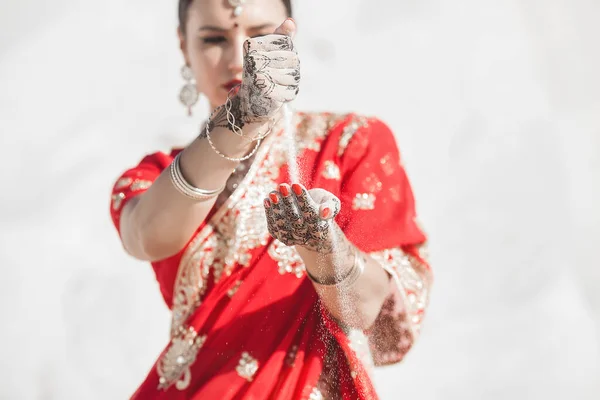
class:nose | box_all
[228,36,245,75]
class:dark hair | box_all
[178,0,293,34]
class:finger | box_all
[279,183,302,223]
[268,191,287,227]
[268,68,300,86]
[264,203,281,240]
[244,34,295,54]
[251,51,299,69]
[291,183,320,221]
[273,18,297,38]
[319,197,341,220]
[269,84,298,103]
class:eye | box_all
[202,36,227,44]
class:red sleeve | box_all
[109,151,177,235]
[326,116,433,367]
[336,117,427,251]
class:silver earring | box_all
[179,65,198,116]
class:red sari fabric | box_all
[110,112,432,399]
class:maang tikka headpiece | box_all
[228,0,247,16]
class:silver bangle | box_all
[169,152,225,201]
[305,249,365,289]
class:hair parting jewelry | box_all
[169,153,225,201]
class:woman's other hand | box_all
[264,183,341,253]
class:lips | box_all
[222,79,242,93]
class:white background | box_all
[0,0,599,399]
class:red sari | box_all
[110,112,432,399]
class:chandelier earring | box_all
[179,65,199,116]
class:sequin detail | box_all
[338,115,369,157]
[114,177,133,190]
[157,326,206,390]
[379,153,396,176]
[227,280,243,298]
[369,247,431,338]
[362,173,383,193]
[236,352,259,381]
[111,192,125,211]
[352,193,376,210]
[268,240,305,278]
[131,179,152,191]
[321,160,341,180]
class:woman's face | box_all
[179,0,289,109]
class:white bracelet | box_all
[169,153,225,201]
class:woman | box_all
[109,0,432,398]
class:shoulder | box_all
[294,111,397,159]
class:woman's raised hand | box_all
[237,18,300,124]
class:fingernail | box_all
[292,184,303,195]
[279,184,290,197]
[321,207,331,219]
[269,193,279,204]
[264,199,271,208]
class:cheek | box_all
[188,46,224,92]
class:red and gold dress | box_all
[110,112,432,399]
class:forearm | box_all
[296,226,391,330]
[121,108,265,261]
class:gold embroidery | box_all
[227,280,243,298]
[352,193,376,210]
[362,173,383,193]
[309,387,324,400]
[338,115,369,157]
[166,113,344,378]
[114,177,133,190]
[236,352,259,381]
[294,113,344,153]
[268,240,305,278]
[321,160,341,180]
[369,248,430,338]
[170,231,213,337]
[379,153,396,176]
[131,179,152,191]
[111,192,125,211]
[157,326,206,390]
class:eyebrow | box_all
[198,23,275,32]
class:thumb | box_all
[273,18,296,38]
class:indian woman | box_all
[109,0,432,398]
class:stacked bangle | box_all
[305,249,366,290]
[169,152,225,201]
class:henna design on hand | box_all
[238,34,300,122]
[264,183,342,254]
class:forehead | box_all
[187,0,287,27]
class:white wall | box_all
[0,0,598,398]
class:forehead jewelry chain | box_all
[228,0,246,16]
